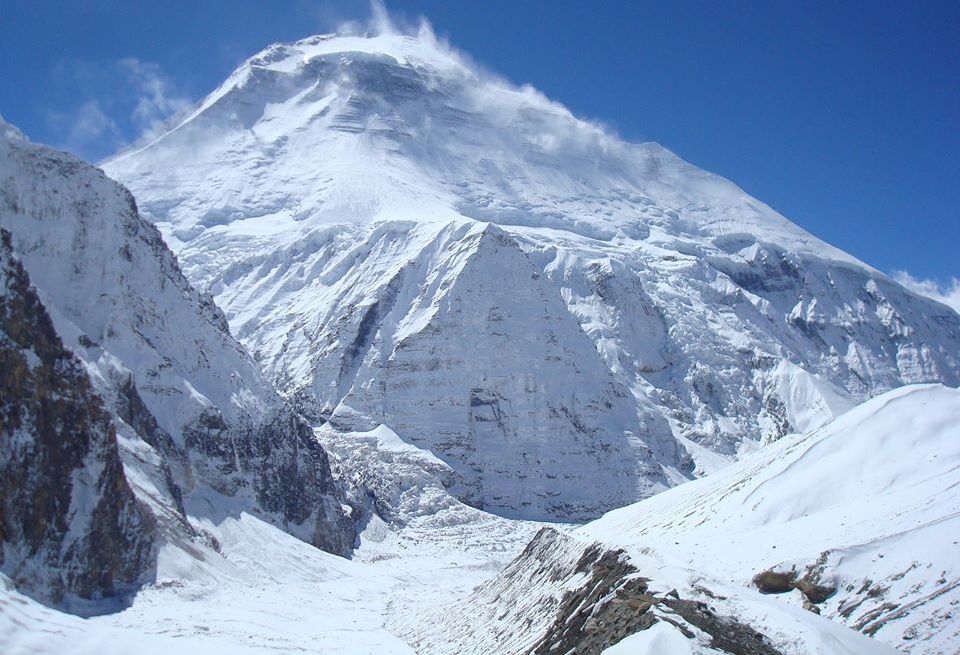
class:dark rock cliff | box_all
[0,229,157,605]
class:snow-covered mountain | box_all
[0,117,354,608]
[403,383,960,655]
[104,28,960,521]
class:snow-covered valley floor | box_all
[4,385,959,654]
[1,500,546,655]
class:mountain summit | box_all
[108,29,863,261]
[105,29,960,521]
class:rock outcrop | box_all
[0,229,156,606]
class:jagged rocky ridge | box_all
[400,527,874,654]
[104,30,960,521]
[0,117,355,608]
[0,229,156,607]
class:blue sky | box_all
[2,1,958,301]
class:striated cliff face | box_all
[329,224,682,520]
[0,116,355,582]
[104,30,960,520]
[0,229,156,606]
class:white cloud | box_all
[118,58,190,139]
[892,271,960,314]
[48,99,123,156]
[47,57,191,160]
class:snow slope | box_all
[104,26,960,520]
[403,384,960,654]
[9,385,951,655]
[582,383,960,653]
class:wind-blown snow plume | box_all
[46,57,189,160]
[892,270,960,314]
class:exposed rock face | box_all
[245,407,355,555]
[527,539,659,655]
[0,229,156,605]
[0,118,354,560]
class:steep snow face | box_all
[328,223,683,520]
[104,30,960,516]
[0,118,354,558]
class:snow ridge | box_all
[405,384,960,654]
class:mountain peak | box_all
[101,19,960,494]
[252,28,471,75]
[105,26,864,272]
